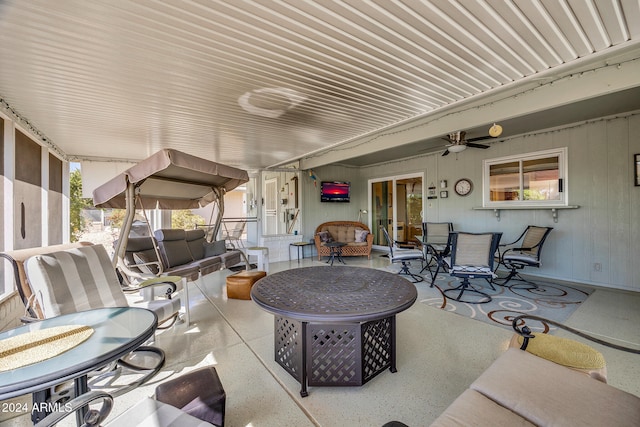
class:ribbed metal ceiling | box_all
[1,0,639,169]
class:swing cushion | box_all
[133,252,160,275]
[204,240,227,258]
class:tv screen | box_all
[321,181,350,202]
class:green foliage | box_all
[106,209,127,229]
[171,210,206,230]
[69,169,94,242]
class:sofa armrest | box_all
[366,232,374,245]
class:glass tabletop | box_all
[0,307,157,400]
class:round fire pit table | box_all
[251,266,417,396]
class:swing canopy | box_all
[93,149,249,209]
[92,149,249,269]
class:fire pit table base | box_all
[251,266,417,397]
[275,315,396,397]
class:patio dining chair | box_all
[494,225,553,288]
[444,232,502,304]
[420,222,453,285]
[221,220,246,249]
[382,227,425,283]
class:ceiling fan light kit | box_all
[441,126,499,156]
[448,144,467,153]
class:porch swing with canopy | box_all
[92,149,250,307]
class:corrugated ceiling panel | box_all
[0,0,638,168]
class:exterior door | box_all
[369,174,423,248]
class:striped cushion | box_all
[25,245,128,317]
[107,397,214,427]
[137,299,181,325]
[390,249,424,261]
[25,245,179,325]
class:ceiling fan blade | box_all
[442,149,450,156]
[465,135,494,143]
[466,142,490,149]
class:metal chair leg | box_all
[443,278,492,304]
[398,261,424,283]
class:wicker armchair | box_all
[314,221,373,260]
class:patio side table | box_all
[325,241,346,265]
[289,241,313,263]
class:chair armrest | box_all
[122,276,180,298]
[366,233,374,245]
[20,315,40,323]
[117,259,164,284]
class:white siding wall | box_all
[301,113,640,292]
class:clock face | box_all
[455,179,473,196]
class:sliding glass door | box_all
[369,174,423,248]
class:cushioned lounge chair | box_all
[23,244,179,399]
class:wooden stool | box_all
[226,270,267,300]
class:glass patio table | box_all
[251,266,417,396]
[0,307,157,425]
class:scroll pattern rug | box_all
[385,266,593,333]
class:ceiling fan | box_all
[441,131,492,156]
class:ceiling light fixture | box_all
[489,123,503,137]
[447,144,467,153]
[238,87,307,118]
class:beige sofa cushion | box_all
[431,389,535,427]
[323,225,358,243]
[471,348,640,427]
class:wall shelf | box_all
[472,205,580,222]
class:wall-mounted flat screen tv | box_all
[321,181,350,202]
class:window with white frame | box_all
[483,148,567,207]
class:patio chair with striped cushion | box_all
[24,243,179,399]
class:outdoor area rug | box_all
[384,265,594,333]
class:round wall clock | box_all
[454,178,473,196]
